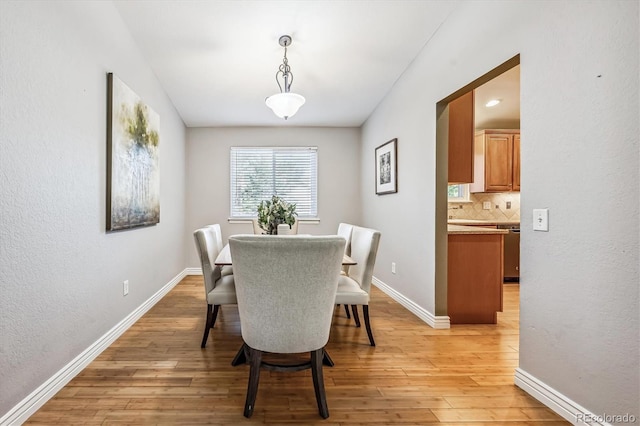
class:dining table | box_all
[214,238,357,266]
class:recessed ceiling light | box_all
[485,99,501,107]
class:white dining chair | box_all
[228,235,345,418]
[334,225,381,346]
[337,222,353,274]
[277,219,299,235]
[193,226,237,348]
[206,223,233,276]
[336,222,354,318]
[277,222,297,235]
[251,219,263,234]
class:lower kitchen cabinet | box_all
[448,233,504,324]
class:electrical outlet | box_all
[506,201,512,209]
[391,262,396,274]
[123,280,129,296]
[483,201,491,210]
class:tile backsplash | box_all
[448,192,520,221]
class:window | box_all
[230,147,318,219]
[448,184,470,202]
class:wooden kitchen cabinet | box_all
[448,91,474,183]
[448,233,504,324]
[470,129,520,193]
[512,133,521,191]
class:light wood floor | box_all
[26,277,568,425]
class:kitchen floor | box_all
[499,282,520,328]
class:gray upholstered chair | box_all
[206,223,233,276]
[228,235,345,419]
[334,226,381,346]
[193,227,237,348]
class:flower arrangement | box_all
[256,195,297,235]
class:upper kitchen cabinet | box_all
[512,133,520,191]
[448,91,474,183]
[470,129,520,193]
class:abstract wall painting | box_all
[106,73,160,231]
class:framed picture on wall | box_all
[106,73,160,231]
[375,138,397,195]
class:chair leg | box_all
[343,304,351,319]
[244,347,262,418]
[311,348,329,419]
[231,343,248,366]
[363,305,375,347]
[211,304,220,328]
[322,348,335,367]
[201,304,213,348]
[351,305,361,327]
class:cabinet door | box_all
[485,134,513,192]
[447,91,474,183]
[512,134,521,191]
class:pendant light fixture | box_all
[265,35,305,120]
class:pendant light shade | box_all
[265,92,306,119]
[266,35,305,120]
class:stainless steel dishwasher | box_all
[498,224,520,282]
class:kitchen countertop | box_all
[448,219,520,226]
[448,224,508,235]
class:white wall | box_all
[362,0,638,421]
[185,127,361,267]
[0,1,187,416]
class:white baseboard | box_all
[185,267,202,275]
[1,269,188,426]
[515,368,614,426]
[372,276,450,329]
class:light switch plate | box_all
[533,209,549,231]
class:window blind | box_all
[230,147,318,218]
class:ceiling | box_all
[474,65,520,130]
[114,1,519,129]
[113,0,459,127]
